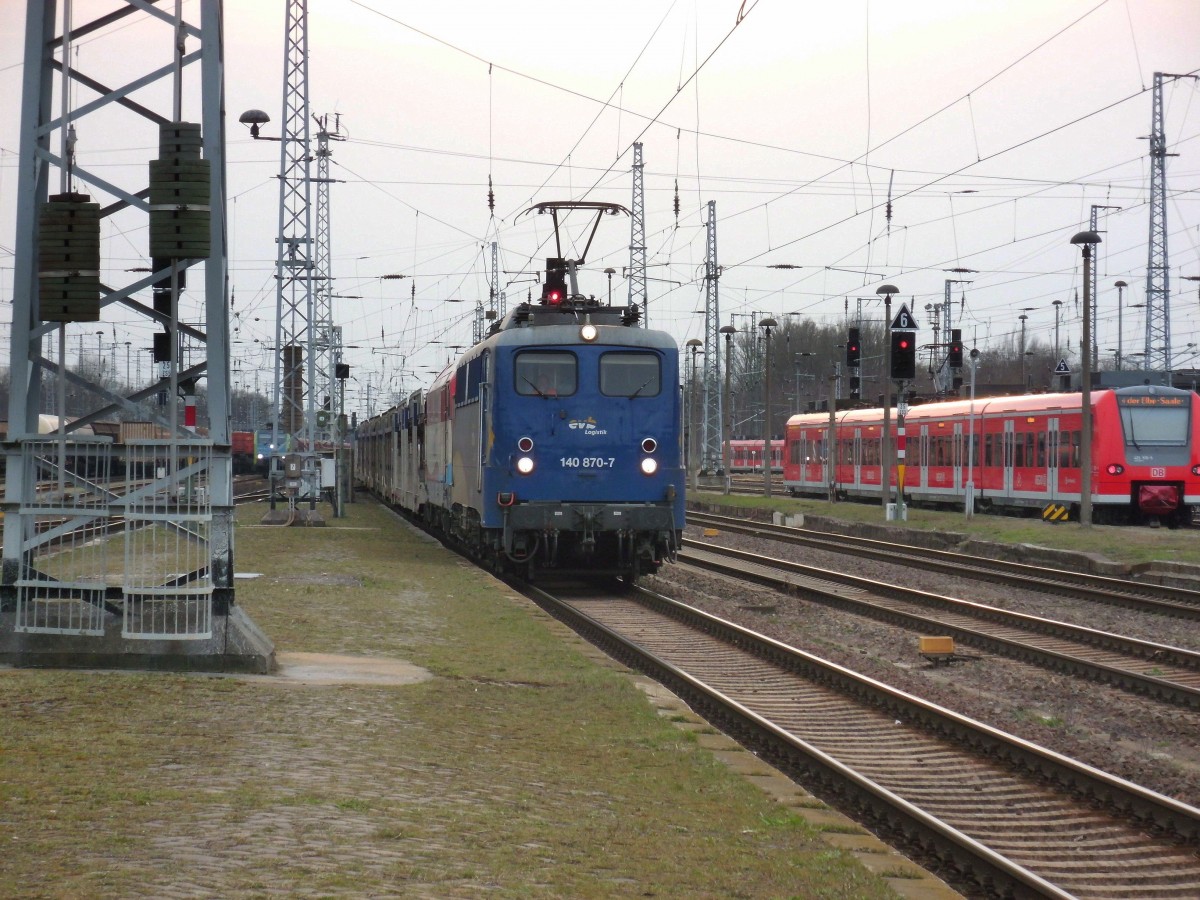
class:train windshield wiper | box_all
[1126,412,1142,449]
[627,378,653,399]
[522,376,547,398]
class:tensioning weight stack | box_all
[149,122,211,261]
[38,192,101,323]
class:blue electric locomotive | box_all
[356,206,685,581]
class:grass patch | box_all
[0,496,899,899]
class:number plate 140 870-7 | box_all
[559,457,615,469]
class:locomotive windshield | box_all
[1117,396,1190,447]
[600,352,660,397]
[515,350,576,397]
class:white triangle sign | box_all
[890,303,917,330]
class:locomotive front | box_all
[483,306,685,579]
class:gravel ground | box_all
[644,524,1200,810]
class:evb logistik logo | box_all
[568,417,608,435]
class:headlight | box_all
[640,458,658,475]
[580,323,598,342]
[516,456,535,475]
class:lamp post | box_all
[966,347,980,518]
[1072,231,1102,527]
[685,338,703,491]
[759,317,778,496]
[1018,308,1034,389]
[1114,280,1127,370]
[720,325,736,495]
[1052,299,1063,361]
[876,284,899,513]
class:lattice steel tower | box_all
[268,0,318,511]
[313,113,344,450]
[627,142,647,322]
[702,201,723,472]
[3,0,233,644]
[1145,72,1172,375]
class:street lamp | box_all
[759,317,778,497]
[1071,230,1101,527]
[876,283,899,513]
[720,324,736,495]
[238,109,276,140]
[1114,280,1128,371]
[1018,308,1035,389]
[685,338,703,491]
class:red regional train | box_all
[782,385,1200,525]
[728,438,784,473]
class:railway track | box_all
[678,538,1200,710]
[525,579,1200,898]
[687,509,1200,619]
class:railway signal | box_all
[890,331,916,380]
[948,329,963,368]
[846,327,861,367]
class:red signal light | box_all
[547,289,562,305]
[897,338,909,350]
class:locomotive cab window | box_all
[515,351,576,397]
[600,352,660,397]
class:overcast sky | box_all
[2,0,1199,412]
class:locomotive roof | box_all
[785,384,1194,428]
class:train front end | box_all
[1099,386,1199,525]
[486,311,685,579]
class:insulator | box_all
[487,175,495,213]
[673,179,680,220]
[149,122,211,259]
[38,192,101,322]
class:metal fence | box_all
[121,440,214,639]
[14,436,114,635]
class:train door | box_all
[1002,419,1015,496]
[1046,417,1060,501]
[477,351,490,493]
[918,423,929,490]
[953,422,963,491]
[852,429,862,488]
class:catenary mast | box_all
[627,142,647,321]
[702,201,723,473]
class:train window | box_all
[515,351,577,396]
[1119,403,1190,446]
[600,352,660,397]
